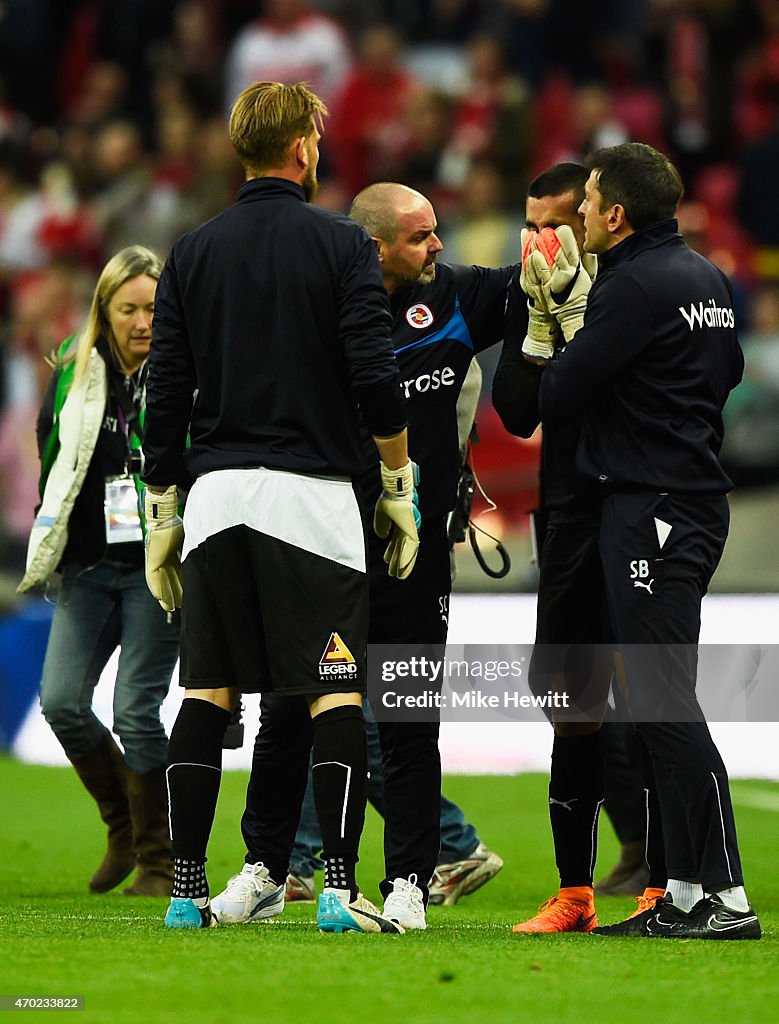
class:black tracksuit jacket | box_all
[142,178,406,488]
[539,220,744,494]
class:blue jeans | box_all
[39,560,180,773]
[289,701,479,877]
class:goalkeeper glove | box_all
[527,224,592,342]
[144,485,184,612]
[519,228,559,364]
[374,461,421,579]
[582,250,599,282]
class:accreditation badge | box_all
[104,476,142,544]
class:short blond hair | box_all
[228,81,328,175]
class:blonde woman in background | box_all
[19,246,179,897]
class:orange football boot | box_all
[628,887,665,919]
[512,886,598,934]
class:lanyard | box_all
[113,366,145,472]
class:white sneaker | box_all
[383,875,427,931]
[211,863,284,924]
[285,872,315,903]
[428,843,504,906]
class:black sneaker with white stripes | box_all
[592,894,688,937]
[669,894,761,940]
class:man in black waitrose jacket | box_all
[535,142,760,939]
[141,82,417,935]
[495,164,664,936]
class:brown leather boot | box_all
[72,733,136,893]
[123,766,173,897]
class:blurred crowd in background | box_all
[1,0,778,595]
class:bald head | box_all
[350,183,429,243]
[350,182,443,292]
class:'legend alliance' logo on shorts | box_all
[319,632,358,679]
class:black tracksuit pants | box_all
[241,693,313,885]
[368,516,451,903]
[599,491,744,890]
[529,506,662,886]
[530,507,615,721]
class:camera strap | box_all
[451,432,511,580]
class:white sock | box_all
[322,887,353,903]
[711,885,750,912]
[665,878,703,912]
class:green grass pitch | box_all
[2,757,777,1024]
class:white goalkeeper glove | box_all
[374,461,421,579]
[520,228,559,364]
[527,224,593,342]
[582,250,599,282]
[144,485,183,612]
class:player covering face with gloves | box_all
[520,223,598,363]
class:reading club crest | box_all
[405,304,434,329]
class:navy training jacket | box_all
[539,220,744,494]
[358,261,515,519]
[143,178,406,486]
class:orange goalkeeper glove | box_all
[527,224,594,343]
[519,227,560,364]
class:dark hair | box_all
[585,142,684,230]
[527,163,588,204]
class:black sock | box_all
[311,704,366,901]
[324,856,353,894]
[172,859,209,900]
[167,699,231,881]
[549,731,606,889]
